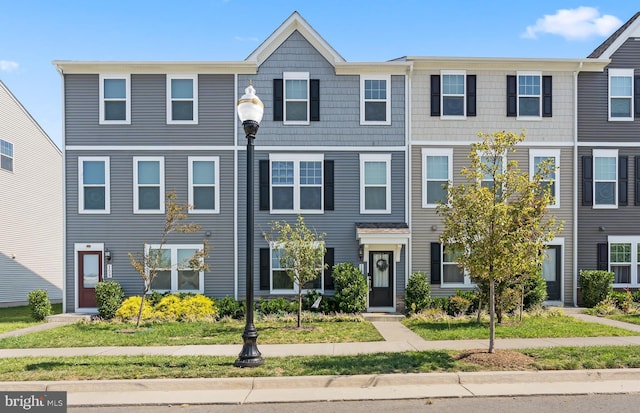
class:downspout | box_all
[405,63,413,289]
[233,74,239,300]
[55,64,67,314]
[572,63,581,307]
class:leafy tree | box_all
[437,131,562,353]
[128,192,208,327]
[264,216,326,327]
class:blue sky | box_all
[0,1,637,149]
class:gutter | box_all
[55,64,67,314]
[572,63,581,307]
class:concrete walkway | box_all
[2,309,640,406]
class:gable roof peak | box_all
[246,11,345,66]
[588,11,640,59]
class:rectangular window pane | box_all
[172,101,194,121]
[193,187,215,210]
[610,243,631,262]
[365,187,386,210]
[104,79,126,99]
[443,265,465,283]
[365,79,386,99]
[272,162,294,184]
[300,187,321,209]
[193,161,214,185]
[138,161,160,184]
[151,270,172,290]
[83,161,105,185]
[285,79,307,99]
[1,156,12,171]
[1,140,13,157]
[427,156,448,179]
[519,97,540,116]
[426,181,447,204]
[273,270,293,289]
[442,96,464,116]
[612,266,631,283]
[84,187,105,210]
[611,98,631,118]
[171,79,193,99]
[104,101,126,121]
[519,75,540,95]
[82,254,99,289]
[595,157,616,179]
[139,187,160,210]
[178,270,199,290]
[273,187,294,210]
[286,101,307,121]
[300,161,321,184]
[611,76,632,96]
[365,162,386,185]
[365,102,386,121]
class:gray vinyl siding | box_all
[64,74,236,146]
[65,149,236,311]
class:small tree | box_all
[437,131,562,353]
[265,216,326,328]
[128,192,208,327]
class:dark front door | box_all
[78,251,102,308]
[542,245,561,301]
[369,251,393,307]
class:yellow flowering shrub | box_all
[115,296,153,321]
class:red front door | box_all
[78,251,102,308]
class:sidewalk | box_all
[1,310,640,406]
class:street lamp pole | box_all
[235,82,264,368]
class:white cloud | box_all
[522,7,622,40]
[0,60,19,72]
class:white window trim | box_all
[188,156,220,214]
[440,70,466,119]
[608,236,640,288]
[283,72,310,125]
[145,243,205,294]
[269,153,324,214]
[360,153,392,214]
[440,245,473,288]
[166,74,198,125]
[99,74,131,125]
[78,156,110,214]
[608,68,634,121]
[529,149,560,208]
[422,148,452,208]
[133,156,165,214]
[517,71,542,120]
[0,138,13,172]
[360,74,391,125]
[269,241,325,294]
[593,149,618,209]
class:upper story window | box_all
[147,244,205,293]
[79,156,110,214]
[506,73,552,118]
[188,156,219,214]
[0,139,13,172]
[134,156,165,214]
[609,68,634,121]
[167,75,198,124]
[593,149,618,209]
[360,153,391,214]
[431,72,476,118]
[99,74,130,124]
[284,72,309,125]
[422,148,452,207]
[442,72,465,117]
[530,149,560,208]
[361,75,391,125]
[270,154,323,213]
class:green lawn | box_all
[403,313,639,340]
[0,304,62,334]
[608,314,640,325]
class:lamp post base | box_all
[234,329,264,367]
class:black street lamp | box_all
[234,82,264,368]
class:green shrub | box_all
[454,290,479,314]
[632,290,640,303]
[27,289,52,321]
[116,296,153,321]
[332,262,367,313]
[579,270,614,308]
[95,281,124,320]
[610,290,634,314]
[216,296,243,319]
[404,272,431,314]
[147,290,168,307]
[522,272,548,310]
[588,295,619,316]
[258,297,295,315]
[447,295,471,316]
[429,296,450,312]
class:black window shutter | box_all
[582,156,593,206]
[542,76,552,117]
[466,75,476,117]
[259,160,270,211]
[619,155,628,206]
[506,75,517,117]
[273,79,283,121]
[430,242,441,284]
[635,156,640,206]
[259,248,270,291]
[430,75,440,116]
[323,247,334,290]
[635,76,640,117]
[310,79,320,121]
[597,243,608,271]
[324,160,334,211]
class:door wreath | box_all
[376,258,388,271]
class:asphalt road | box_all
[70,393,640,413]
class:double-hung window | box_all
[0,139,13,172]
[530,149,560,208]
[441,71,465,117]
[442,246,470,286]
[422,148,452,207]
[134,157,165,214]
[593,149,618,208]
[79,156,110,214]
[606,236,640,287]
[167,74,198,124]
[99,74,130,124]
[270,154,323,213]
[147,244,205,293]
[284,72,309,124]
[517,72,542,117]
[361,75,391,125]
[188,156,219,214]
[609,68,634,120]
[360,154,391,214]
[270,243,324,293]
